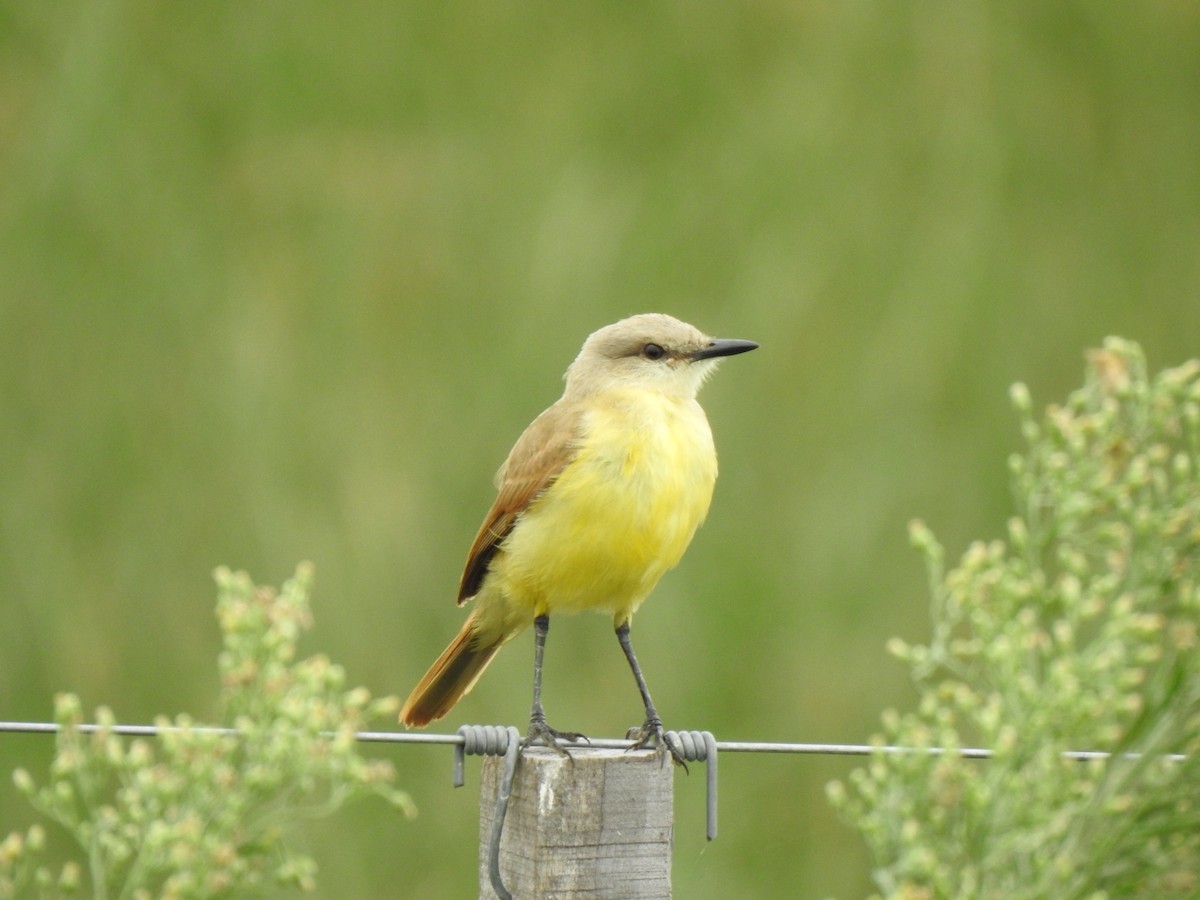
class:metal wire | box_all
[1,720,1184,762]
[665,730,719,840]
[454,725,522,900]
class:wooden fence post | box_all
[478,746,674,899]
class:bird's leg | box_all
[616,622,685,766]
[525,614,586,753]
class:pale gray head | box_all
[563,313,757,400]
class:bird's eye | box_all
[642,343,666,360]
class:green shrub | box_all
[830,338,1200,899]
[1,565,413,899]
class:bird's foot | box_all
[525,716,588,757]
[626,716,688,770]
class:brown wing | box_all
[456,400,582,604]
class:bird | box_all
[399,313,757,756]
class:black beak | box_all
[690,338,759,361]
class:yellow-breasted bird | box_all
[400,313,757,753]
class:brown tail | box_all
[400,610,504,727]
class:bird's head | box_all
[564,313,758,400]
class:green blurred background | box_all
[2,2,1198,896]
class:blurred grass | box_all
[1,2,1198,896]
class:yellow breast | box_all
[493,388,718,622]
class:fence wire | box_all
[0,719,1185,763]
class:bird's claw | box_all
[626,718,688,770]
[525,717,588,757]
